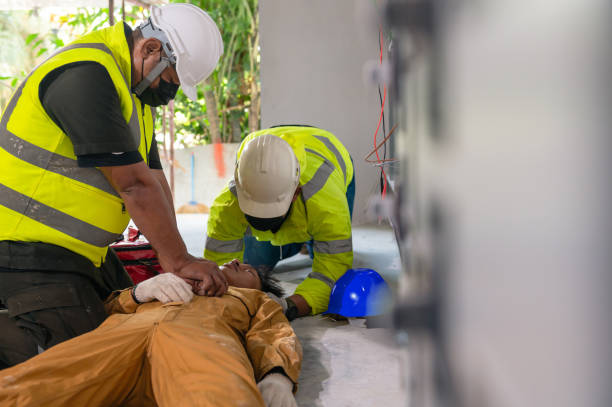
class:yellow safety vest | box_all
[205,126,354,314]
[0,22,154,267]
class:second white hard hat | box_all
[235,135,301,218]
[150,3,223,101]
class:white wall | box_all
[259,0,387,225]
[161,143,239,210]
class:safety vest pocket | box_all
[61,176,129,236]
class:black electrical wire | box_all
[378,29,387,196]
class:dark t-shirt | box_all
[39,60,162,169]
[0,24,163,273]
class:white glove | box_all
[266,293,288,313]
[257,373,297,407]
[133,273,194,304]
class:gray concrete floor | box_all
[177,214,408,407]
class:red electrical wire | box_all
[379,28,384,63]
[374,27,388,198]
[374,86,388,198]
[365,123,398,162]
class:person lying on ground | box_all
[0,261,301,407]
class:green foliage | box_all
[24,33,37,45]
[168,0,260,144]
[0,8,111,107]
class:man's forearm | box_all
[100,162,227,296]
[120,177,188,271]
[152,169,176,223]
[100,163,189,271]
[287,294,311,317]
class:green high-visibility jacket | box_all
[205,126,354,314]
[0,22,154,267]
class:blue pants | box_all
[244,169,355,271]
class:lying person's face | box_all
[220,259,262,290]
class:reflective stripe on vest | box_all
[306,271,335,289]
[205,235,244,253]
[313,135,347,184]
[313,237,353,254]
[229,179,237,197]
[0,184,121,247]
[0,119,118,197]
[301,149,335,201]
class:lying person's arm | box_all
[104,273,194,315]
[245,292,302,393]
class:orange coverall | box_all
[0,287,302,407]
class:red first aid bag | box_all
[111,227,164,284]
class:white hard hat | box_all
[149,3,223,101]
[235,135,301,218]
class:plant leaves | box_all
[52,38,64,48]
[25,33,38,45]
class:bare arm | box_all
[151,168,176,223]
[287,294,311,318]
[100,162,227,296]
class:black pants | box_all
[0,250,133,368]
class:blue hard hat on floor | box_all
[325,268,391,317]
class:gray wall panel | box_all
[260,0,387,224]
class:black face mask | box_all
[245,207,291,233]
[138,77,179,107]
[135,54,179,107]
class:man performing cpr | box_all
[205,125,355,319]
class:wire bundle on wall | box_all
[366,25,397,199]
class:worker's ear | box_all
[142,38,162,57]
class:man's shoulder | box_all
[209,184,242,212]
[40,61,115,104]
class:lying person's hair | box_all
[256,268,285,298]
